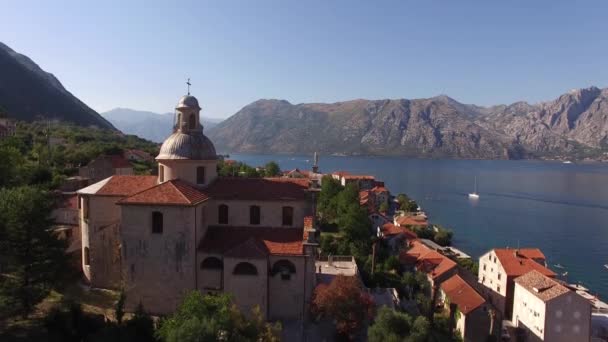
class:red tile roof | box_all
[441,274,486,314]
[395,215,428,227]
[199,226,304,256]
[400,240,457,280]
[514,270,570,302]
[205,177,309,201]
[332,171,350,177]
[95,175,158,196]
[119,179,210,206]
[380,223,417,240]
[372,186,388,193]
[343,175,375,180]
[493,248,555,278]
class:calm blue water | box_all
[228,153,608,300]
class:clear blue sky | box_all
[2,0,607,118]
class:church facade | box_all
[77,94,318,320]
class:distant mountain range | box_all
[101,108,222,143]
[0,42,114,129]
[208,87,608,160]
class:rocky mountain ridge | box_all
[208,87,608,160]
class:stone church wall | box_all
[207,199,309,227]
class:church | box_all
[77,93,319,320]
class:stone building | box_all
[77,94,318,320]
[79,154,134,183]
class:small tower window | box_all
[250,205,261,225]
[218,204,228,224]
[196,166,205,184]
[282,206,294,226]
[152,211,163,234]
[159,165,165,183]
[189,114,196,129]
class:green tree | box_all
[0,145,23,187]
[263,161,281,177]
[379,202,389,213]
[409,316,430,342]
[368,307,412,342]
[156,291,281,342]
[0,186,67,317]
[434,228,453,246]
[317,175,342,223]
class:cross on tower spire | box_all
[186,78,191,95]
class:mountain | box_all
[102,108,222,143]
[0,42,114,129]
[208,87,608,160]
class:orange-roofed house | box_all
[512,270,591,342]
[400,240,458,293]
[379,223,417,252]
[76,93,318,320]
[339,174,375,190]
[478,248,555,320]
[439,274,496,342]
[394,214,428,228]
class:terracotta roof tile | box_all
[381,223,417,240]
[205,177,309,201]
[343,175,375,180]
[119,179,209,205]
[87,175,158,196]
[514,270,570,302]
[441,274,486,314]
[199,226,304,256]
[395,215,428,227]
[372,186,388,193]
[400,240,457,280]
[493,248,555,277]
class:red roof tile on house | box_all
[395,215,428,227]
[372,186,388,194]
[514,270,570,302]
[441,274,486,314]
[95,175,158,196]
[343,175,375,180]
[119,179,209,205]
[400,240,457,280]
[199,226,304,256]
[493,248,555,278]
[205,177,309,201]
[380,223,417,240]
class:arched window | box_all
[84,247,90,266]
[201,257,223,270]
[271,259,296,280]
[196,166,205,184]
[189,114,196,129]
[282,206,294,226]
[233,262,258,275]
[159,165,165,183]
[250,205,261,225]
[218,204,228,224]
[152,211,163,234]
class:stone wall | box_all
[207,199,309,227]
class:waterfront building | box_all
[478,248,555,320]
[378,222,416,253]
[77,93,319,320]
[394,214,428,228]
[400,240,458,294]
[513,270,591,342]
[438,274,495,342]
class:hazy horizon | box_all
[3,1,608,118]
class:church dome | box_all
[157,131,217,160]
[176,95,201,110]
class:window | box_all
[84,247,90,266]
[218,204,228,224]
[282,206,294,226]
[497,285,501,293]
[272,260,296,280]
[189,114,196,129]
[196,166,205,184]
[250,205,260,225]
[498,273,501,280]
[482,276,485,283]
[159,165,165,183]
[233,262,258,275]
[152,211,163,234]
[201,257,223,270]
[483,264,486,271]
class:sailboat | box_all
[468,176,480,199]
[604,264,608,270]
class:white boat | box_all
[563,160,572,164]
[604,264,608,270]
[468,176,480,199]
[554,264,565,269]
